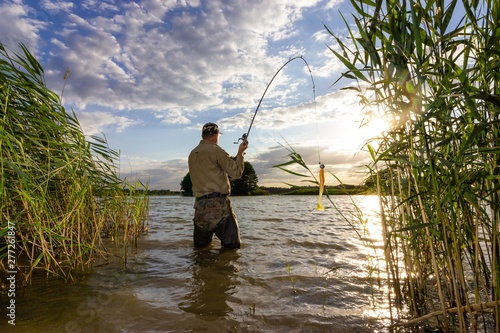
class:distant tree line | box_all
[179,161,371,196]
[263,184,371,195]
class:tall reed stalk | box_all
[0,43,149,282]
[324,0,500,331]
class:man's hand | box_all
[237,140,248,156]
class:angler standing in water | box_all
[188,122,248,249]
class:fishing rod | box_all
[237,56,328,211]
[234,56,316,144]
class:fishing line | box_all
[235,56,327,210]
[234,56,316,146]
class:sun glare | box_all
[364,116,389,138]
[360,195,382,232]
[353,115,390,151]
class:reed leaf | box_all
[320,0,500,330]
[0,43,149,282]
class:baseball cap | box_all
[202,122,222,135]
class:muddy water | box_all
[2,195,390,332]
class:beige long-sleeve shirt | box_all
[188,140,244,197]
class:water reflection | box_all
[5,196,391,332]
[359,195,383,235]
[179,247,240,320]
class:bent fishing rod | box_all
[234,56,316,145]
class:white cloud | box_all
[324,0,344,11]
[30,0,326,117]
[154,109,191,125]
[218,88,363,133]
[1,0,374,189]
[245,142,371,188]
[76,110,142,136]
[119,141,370,190]
[81,0,120,12]
[0,1,46,52]
[119,157,187,190]
[41,0,74,13]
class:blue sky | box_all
[1,0,384,190]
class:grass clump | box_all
[0,43,148,282]
[324,0,500,331]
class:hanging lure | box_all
[316,163,325,211]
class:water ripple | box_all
[14,195,388,333]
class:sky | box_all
[1,0,386,190]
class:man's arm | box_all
[223,141,249,179]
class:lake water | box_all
[2,195,390,332]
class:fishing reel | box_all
[234,133,248,144]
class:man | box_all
[188,122,248,249]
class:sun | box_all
[366,115,389,136]
[356,115,390,148]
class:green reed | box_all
[0,43,148,282]
[323,0,500,331]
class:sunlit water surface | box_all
[2,195,390,332]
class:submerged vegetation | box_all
[324,0,499,331]
[0,43,148,282]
